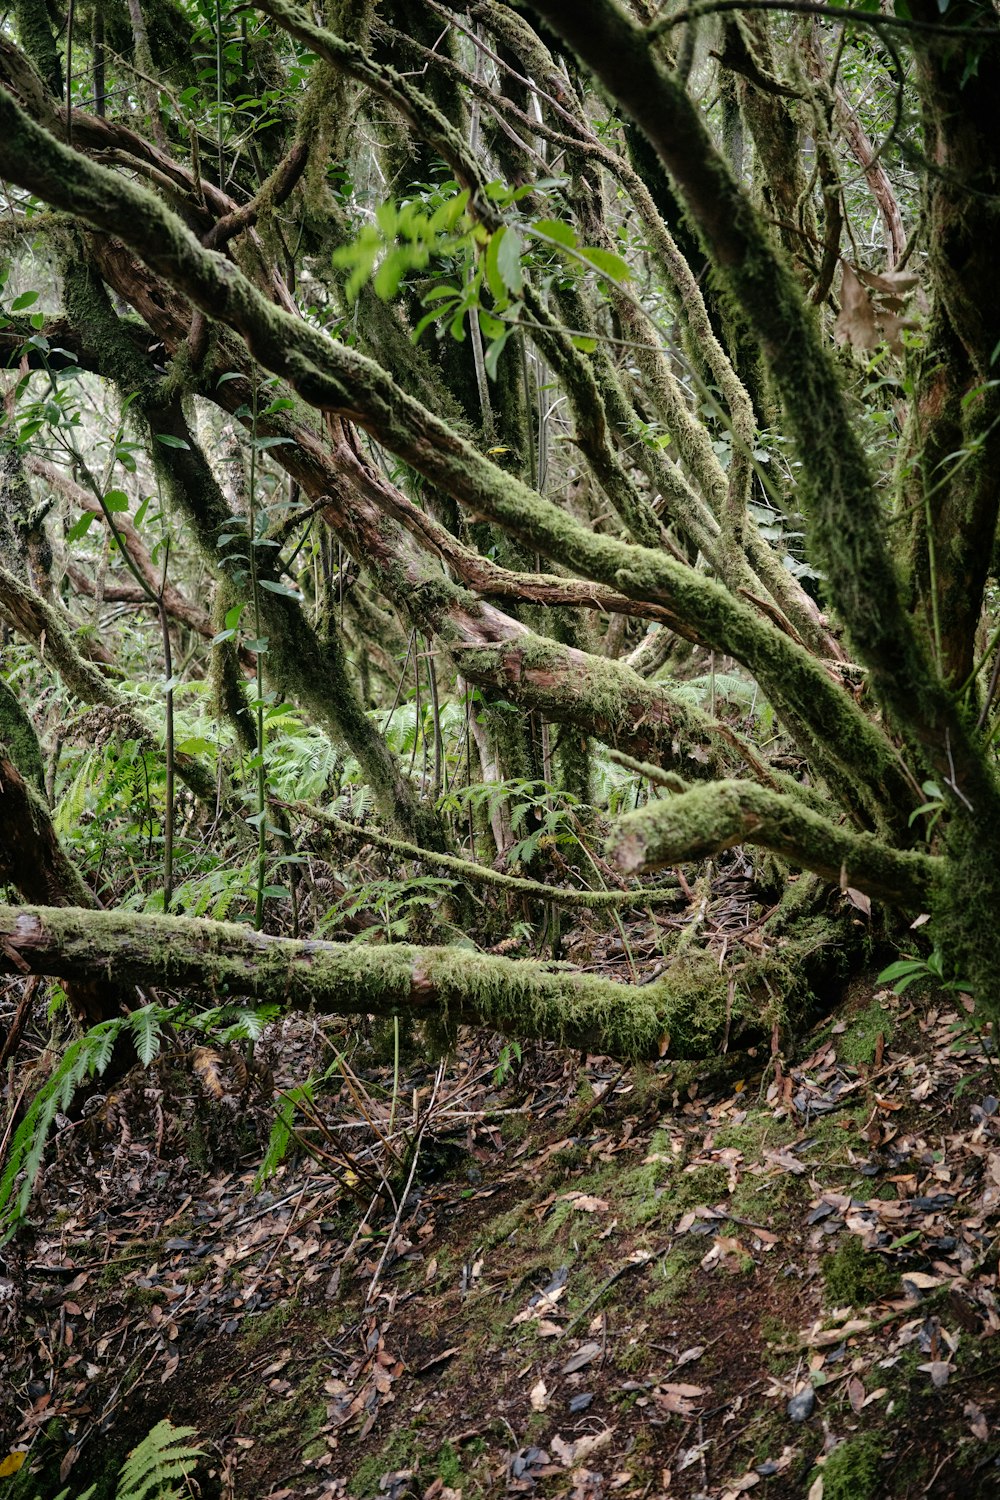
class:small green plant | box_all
[908,779,947,839]
[493,1039,523,1087]
[877,947,971,996]
[37,1419,204,1499]
[0,1002,274,1239]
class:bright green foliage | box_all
[35,1420,204,1500]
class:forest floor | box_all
[5,964,1000,1500]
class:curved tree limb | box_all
[524,0,1000,828]
[607,779,939,910]
[285,798,682,910]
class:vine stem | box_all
[248,379,267,930]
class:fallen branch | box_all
[285,798,682,911]
[0,903,808,1060]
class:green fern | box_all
[114,1419,203,1499]
[36,1419,203,1500]
[0,1024,121,1242]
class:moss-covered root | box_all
[606,780,939,911]
[2,902,801,1060]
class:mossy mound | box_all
[821,1235,898,1308]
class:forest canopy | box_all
[1,0,1000,1213]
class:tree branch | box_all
[607,779,939,909]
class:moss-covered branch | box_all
[0,901,813,1059]
[607,780,939,910]
[525,0,999,823]
[286,798,682,910]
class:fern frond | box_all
[115,1419,203,1500]
[127,1005,164,1067]
[0,1023,126,1241]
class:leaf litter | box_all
[3,975,1000,1496]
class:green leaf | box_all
[11,290,39,311]
[371,246,405,300]
[258,579,303,599]
[577,244,632,282]
[496,226,524,295]
[478,309,507,340]
[570,334,598,353]
[155,433,191,450]
[484,329,511,381]
[104,489,129,512]
[484,226,509,305]
[428,188,469,232]
[875,958,926,983]
[533,218,577,249]
[252,435,295,450]
[375,201,398,238]
[127,1005,163,1067]
[448,307,468,342]
[423,282,462,304]
[66,512,95,542]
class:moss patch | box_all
[836,999,893,1065]
[816,1432,885,1500]
[821,1235,898,1308]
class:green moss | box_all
[434,1441,464,1487]
[712,1117,796,1155]
[0,675,45,791]
[821,1236,898,1308]
[933,820,1000,1015]
[608,780,935,910]
[350,1431,421,1497]
[836,1000,893,1065]
[241,1300,296,1349]
[816,1433,885,1500]
[646,1243,700,1306]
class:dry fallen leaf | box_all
[835,263,878,350]
[530,1378,549,1412]
[965,1401,990,1440]
[552,1429,613,1467]
[562,1193,610,1213]
[844,887,871,918]
[562,1341,602,1375]
[676,1345,705,1367]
